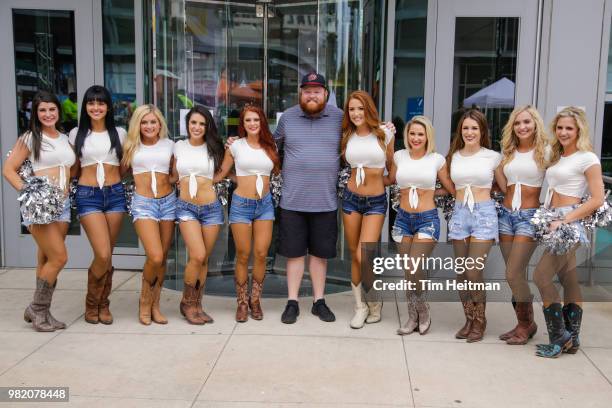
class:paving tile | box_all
[0,333,229,400]
[0,332,55,375]
[7,396,192,408]
[582,347,612,385]
[578,302,612,348]
[194,403,405,408]
[198,334,412,406]
[404,341,612,408]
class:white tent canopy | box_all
[463,77,515,108]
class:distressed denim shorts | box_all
[342,189,387,216]
[75,182,127,218]
[22,197,71,227]
[551,205,589,244]
[448,200,498,241]
[229,192,275,224]
[131,191,177,222]
[498,206,537,238]
[391,207,440,242]
[176,198,224,226]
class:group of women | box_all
[3,86,604,358]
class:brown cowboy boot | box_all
[180,281,205,325]
[24,277,56,332]
[455,297,474,339]
[499,298,518,341]
[467,301,487,343]
[506,301,537,345]
[151,278,168,324]
[85,268,106,324]
[196,279,214,323]
[98,266,114,324]
[139,277,155,325]
[235,280,249,322]
[45,279,66,329]
[249,277,265,320]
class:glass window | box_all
[451,17,519,150]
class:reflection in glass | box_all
[12,9,80,235]
[452,17,519,150]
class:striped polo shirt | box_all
[274,103,343,212]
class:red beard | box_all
[300,98,326,115]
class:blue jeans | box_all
[176,198,224,226]
[229,193,275,224]
[498,206,537,238]
[22,197,71,227]
[131,191,177,222]
[342,189,387,216]
[391,207,440,242]
[76,182,127,218]
[448,200,498,241]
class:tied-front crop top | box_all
[229,138,274,198]
[69,127,126,188]
[22,132,76,190]
[450,148,502,212]
[544,151,600,208]
[174,139,215,199]
[394,150,445,209]
[132,138,174,198]
[344,127,393,187]
[503,148,549,211]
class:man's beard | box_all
[300,98,326,115]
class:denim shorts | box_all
[391,207,440,242]
[448,200,498,241]
[131,191,177,222]
[176,198,224,226]
[76,182,127,218]
[551,205,589,244]
[342,189,387,216]
[229,192,275,224]
[498,206,537,238]
[22,197,71,227]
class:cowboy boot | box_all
[365,286,382,324]
[562,303,583,354]
[455,292,474,339]
[415,292,431,335]
[536,303,573,358]
[397,291,418,335]
[506,300,538,345]
[85,268,106,324]
[467,301,487,343]
[350,282,369,329]
[24,278,55,332]
[196,279,214,323]
[249,277,265,320]
[45,279,66,330]
[499,297,518,341]
[98,266,114,324]
[235,280,249,322]
[180,281,206,325]
[139,277,155,325]
[151,278,168,324]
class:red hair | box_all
[238,106,281,174]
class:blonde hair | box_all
[403,115,436,154]
[548,106,593,165]
[122,104,169,167]
[340,90,385,158]
[500,105,548,170]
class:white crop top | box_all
[544,151,600,208]
[394,150,445,209]
[450,148,502,212]
[174,139,215,199]
[132,138,174,198]
[345,128,393,187]
[22,131,76,190]
[69,127,126,188]
[229,138,274,198]
[503,147,549,211]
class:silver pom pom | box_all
[530,206,580,255]
[6,150,34,179]
[435,194,455,222]
[581,190,612,231]
[270,173,283,207]
[337,166,351,199]
[123,181,135,215]
[389,183,401,211]
[18,176,65,224]
[213,178,232,206]
[69,178,78,210]
[492,191,505,216]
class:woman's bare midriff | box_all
[178,176,216,205]
[549,191,581,208]
[234,175,270,199]
[134,172,173,198]
[34,166,71,194]
[503,184,541,210]
[455,186,493,204]
[347,167,385,196]
[78,164,122,186]
[399,189,436,213]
